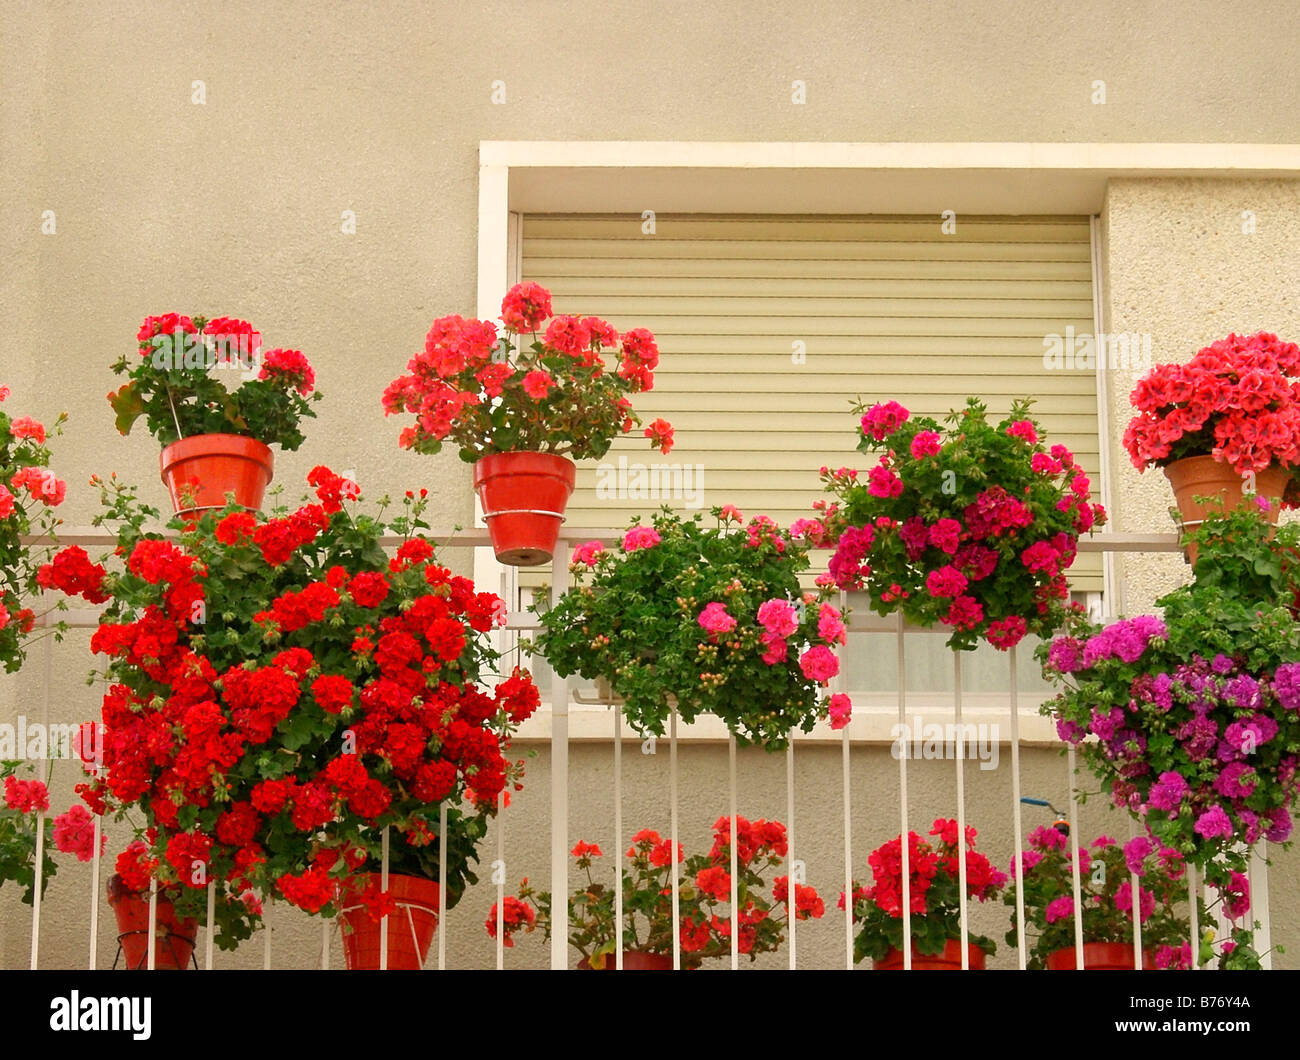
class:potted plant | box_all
[844,818,1007,969]
[1004,825,1198,969]
[0,762,103,907]
[108,314,321,516]
[1122,331,1300,560]
[487,815,823,968]
[1,385,68,673]
[818,397,1107,651]
[1040,501,1300,968]
[105,841,203,970]
[41,467,541,967]
[530,506,853,749]
[381,282,672,566]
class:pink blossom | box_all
[760,632,788,665]
[925,565,968,599]
[866,464,904,499]
[621,526,662,552]
[757,599,799,638]
[827,693,852,730]
[817,604,846,645]
[572,541,604,567]
[910,431,941,459]
[697,602,737,636]
[53,805,106,862]
[1006,420,1038,444]
[799,645,840,683]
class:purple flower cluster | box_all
[1081,616,1168,667]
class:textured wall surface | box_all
[2,0,1298,970]
[1102,178,1300,615]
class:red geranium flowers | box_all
[43,469,539,950]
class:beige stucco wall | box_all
[1101,177,1300,616]
[3,0,1299,969]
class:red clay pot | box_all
[473,451,576,566]
[874,939,987,970]
[338,873,440,970]
[1046,942,1153,970]
[577,951,675,970]
[1163,454,1287,564]
[106,874,198,970]
[159,433,274,518]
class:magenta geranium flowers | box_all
[816,397,1106,651]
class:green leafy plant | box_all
[817,397,1107,651]
[0,385,68,673]
[530,506,852,748]
[1004,826,1200,969]
[1039,500,1300,968]
[487,815,823,968]
[109,313,320,449]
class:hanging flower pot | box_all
[1045,942,1153,970]
[159,432,274,517]
[874,939,987,970]
[473,451,576,566]
[577,951,675,970]
[106,875,198,970]
[1163,455,1288,563]
[338,873,440,970]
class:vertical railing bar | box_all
[438,801,448,971]
[786,741,796,970]
[1066,744,1084,970]
[841,718,852,970]
[380,825,390,971]
[1187,863,1200,970]
[729,733,738,970]
[89,806,101,969]
[670,703,680,971]
[205,881,215,970]
[550,540,571,971]
[1128,818,1143,970]
[320,921,329,970]
[263,900,272,970]
[953,649,969,970]
[29,808,44,970]
[147,879,158,970]
[897,612,910,969]
[1250,845,1272,970]
[614,701,623,971]
[1008,645,1027,970]
[494,793,503,971]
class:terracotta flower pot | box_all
[337,873,440,970]
[874,939,986,970]
[1045,942,1153,970]
[159,432,274,518]
[473,451,576,566]
[1163,454,1287,564]
[106,875,198,970]
[577,951,675,970]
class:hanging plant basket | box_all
[106,875,198,970]
[473,451,576,566]
[159,432,274,518]
[337,873,440,970]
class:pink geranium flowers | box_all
[817,396,1105,652]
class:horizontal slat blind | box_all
[521,214,1103,591]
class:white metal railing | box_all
[7,528,1276,970]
